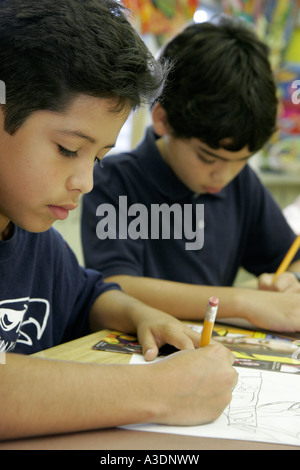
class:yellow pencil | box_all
[200,297,219,347]
[272,235,300,283]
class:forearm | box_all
[0,353,157,440]
[89,288,154,333]
[1,345,238,441]
[105,275,300,333]
[104,275,247,321]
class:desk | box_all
[0,329,299,451]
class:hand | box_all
[258,272,300,294]
[134,306,201,361]
[149,343,238,426]
[235,288,300,332]
[89,290,201,359]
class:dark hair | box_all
[0,0,166,134]
[157,16,278,152]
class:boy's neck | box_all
[155,136,169,165]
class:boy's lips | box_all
[203,186,223,194]
[48,204,78,220]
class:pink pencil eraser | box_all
[209,296,219,307]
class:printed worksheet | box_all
[125,356,300,446]
[93,324,300,373]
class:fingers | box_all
[138,322,201,361]
[198,344,239,392]
[275,272,300,293]
[258,273,276,291]
[204,342,236,366]
[167,323,202,348]
[259,272,300,293]
[138,328,159,361]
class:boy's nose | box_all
[67,163,94,195]
[210,162,230,185]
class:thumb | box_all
[258,273,275,291]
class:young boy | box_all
[82,16,300,333]
[0,0,237,440]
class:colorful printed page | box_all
[94,324,300,374]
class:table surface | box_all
[1,327,300,451]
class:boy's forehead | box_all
[60,94,131,121]
[190,137,253,162]
[20,94,130,143]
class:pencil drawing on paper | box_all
[224,370,300,444]
[128,355,300,446]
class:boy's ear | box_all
[152,102,169,136]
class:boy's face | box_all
[0,95,129,236]
[159,135,253,195]
[153,103,253,195]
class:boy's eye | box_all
[58,145,102,164]
[197,154,216,165]
[58,145,78,158]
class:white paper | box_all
[125,355,300,446]
[283,196,300,235]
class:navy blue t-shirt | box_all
[0,225,120,354]
[81,126,300,286]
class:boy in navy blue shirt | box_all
[82,17,300,332]
[0,0,237,440]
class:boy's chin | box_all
[18,218,54,234]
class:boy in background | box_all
[82,16,300,333]
[0,0,237,440]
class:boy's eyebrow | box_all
[58,129,115,149]
[196,145,253,162]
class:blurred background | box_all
[55,0,300,269]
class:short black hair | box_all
[157,16,278,152]
[0,0,166,134]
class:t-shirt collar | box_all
[0,224,19,261]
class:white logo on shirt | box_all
[0,297,50,351]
